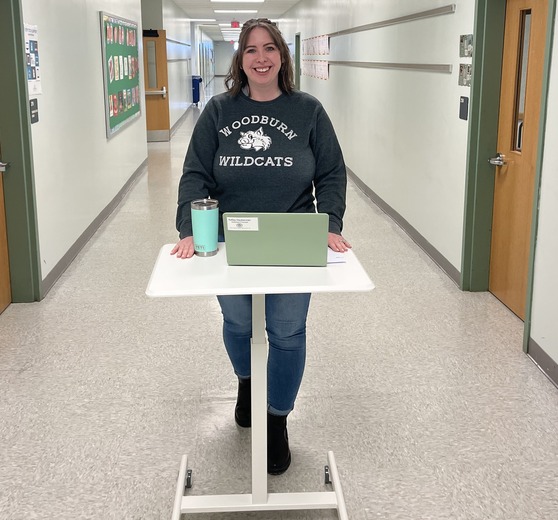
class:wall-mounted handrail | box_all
[327,61,452,74]
[167,37,191,46]
[328,4,456,38]
[301,4,456,76]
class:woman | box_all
[171,18,350,475]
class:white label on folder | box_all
[226,217,259,231]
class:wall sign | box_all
[458,63,472,87]
[24,24,42,96]
[301,60,329,80]
[29,99,39,124]
[459,34,474,57]
[459,96,469,120]
[302,35,330,56]
[100,12,141,139]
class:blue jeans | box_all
[216,293,311,415]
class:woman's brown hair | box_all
[224,18,295,96]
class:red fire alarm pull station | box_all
[231,20,240,28]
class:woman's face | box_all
[242,27,282,92]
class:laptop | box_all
[223,212,329,267]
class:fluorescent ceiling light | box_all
[214,10,258,13]
[211,0,263,2]
[188,19,217,22]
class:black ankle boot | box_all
[234,378,251,427]
[267,412,291,475]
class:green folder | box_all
[223,212,329,266]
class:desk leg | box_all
[170,293,350,518]
[171,454,189,520]
[250,293,268,503]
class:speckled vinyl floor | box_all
[1,80,558,519]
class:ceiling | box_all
[172,0,300,42]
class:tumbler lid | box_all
[191,198,218,210]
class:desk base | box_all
[172,451,348,519]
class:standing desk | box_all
[146,243,374,519]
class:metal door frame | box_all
[0,0,42,301]
[461,0,556,351]
[294,33,301,90]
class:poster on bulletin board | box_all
[100,12,141,139]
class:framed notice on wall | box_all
[100,12,141,139]
[24,24,42,96]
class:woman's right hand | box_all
[170,236,195,259]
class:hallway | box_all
[1,80,558,519]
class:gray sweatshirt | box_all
[176,90,347,238]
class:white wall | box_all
[163,0,193,126]
[22,0,148,280]
[141,0,162,29]
[281,0,558,367]
[197,29,215,86]
[214,41,235,76]
[530,14,558,363]
[281,0,475,269]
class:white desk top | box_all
[146,244,374,297]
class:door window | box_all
[513,10,531,152]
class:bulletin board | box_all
[100,12,141,139]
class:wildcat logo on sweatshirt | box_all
[217,115,296,167]
[238,127,272,151]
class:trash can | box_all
[192,76,203,105]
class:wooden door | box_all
[489,0,547,319]
[143,30,170,141]
[0,146,11,314]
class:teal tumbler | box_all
[191,199,219,257]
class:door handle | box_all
[488,153,507,166]
[0,161,10,173]
[146,86,167,99]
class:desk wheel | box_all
[324,465,331,485]
[186,469,193,489]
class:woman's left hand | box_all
[328,233,352,252]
